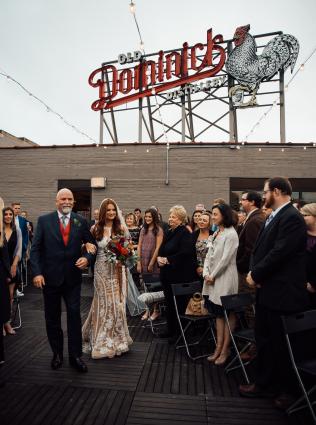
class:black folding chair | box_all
[220,293,256,383]
[282,310,316,423]
[141,273,166,334]
[172,281,216,361]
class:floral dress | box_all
[195,238,209,268]
[82,236,133,358]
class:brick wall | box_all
[0,143,315,224]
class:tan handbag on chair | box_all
[185,292,209,316]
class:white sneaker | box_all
[16,290,24,297]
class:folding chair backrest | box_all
[171,281,202,296]
[221,293,254,311]
[282,310,316,335]
[142,273,162,292]
[142,273,160,284]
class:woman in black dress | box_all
[157,205,198,340]
[0,199,11,365]
[2,207,22,335]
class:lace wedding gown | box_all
[82,236,133,359]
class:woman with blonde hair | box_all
[0,197,11,363]
[157,205,197,341]
[301,203,316,308]
[82,198,133,358]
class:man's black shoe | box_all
[157,332,172,339]
[239,383,275,398]
[69,357,88,373]
[51,354,63,370]
[274,393,296,411]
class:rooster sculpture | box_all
[226,24,299,106]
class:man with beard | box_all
[30,189,96,373]
[239,177,308,410]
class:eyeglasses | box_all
[262,190,272,195]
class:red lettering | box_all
[165,52,181,79]
[89,28,226,110]
[191,43,204,71]
[182,42,189,76]
[143,60,157,87]
[158,51,164,82]
[119,69,132,94]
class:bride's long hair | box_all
[93,198,123,241]
[0,197,4,247]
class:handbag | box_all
[185,292,209,316]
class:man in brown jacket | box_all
[237,191,266,278]
[236,191,266,360]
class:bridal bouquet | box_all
[104,235,138,269]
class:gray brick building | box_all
[1,142,315,224]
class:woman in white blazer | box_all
[203,203,239,366]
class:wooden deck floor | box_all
[0,278,311,425]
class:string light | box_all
[0,70,97,144]
[129,1,136,14]
[243,47,316,142]
[128,1,145,55]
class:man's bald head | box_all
[56,188,74,214]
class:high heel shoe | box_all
[207,346,222,362]
[149,310,160,321]
[4,324,16,335]
[141,311,150,321]
[214,350,230,366]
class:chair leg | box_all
[12,300,22,330]
[287,377,316,423]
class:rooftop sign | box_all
[89,29,226,110]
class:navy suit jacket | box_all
[30,211,96,287]
[17,215,29,255]
[250,203,308,313]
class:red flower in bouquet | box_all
[105,235,138,268]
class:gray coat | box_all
[202,226,239,305]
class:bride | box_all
[82,198,133,359]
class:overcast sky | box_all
[0,0,315,145]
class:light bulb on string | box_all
[300,63,305,71]
[140,41,145,51]
[258,148,262,152]
[303,146,307,150]
[281,148,284,152]
[130,1,136,14]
